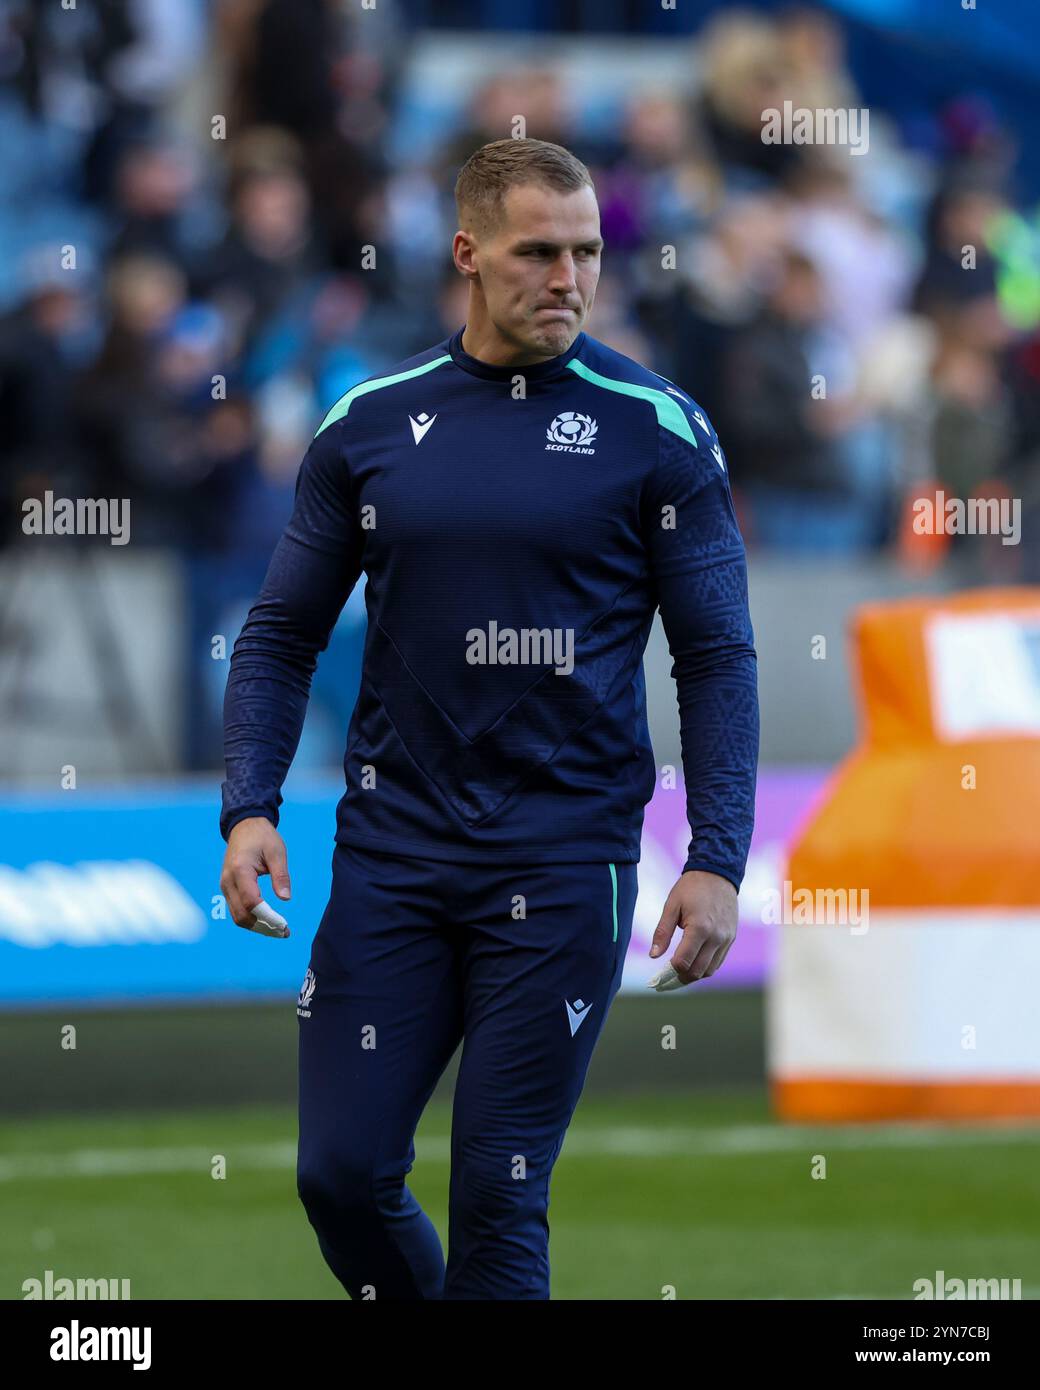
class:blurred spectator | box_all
[786,160,913,350]
[929,295,1016,502]
[197,133,321,356]
[594,92,718,253]
[227,0,343,138]
[436,69,575,187]
[637,191,786,429]
[693,11,799,189]
[75,255,249,549]
[107,139,206,272]
[0,251,92,545]
[914,180,1005,312]
[721,248,872,551]
[776,5,859,115]
[222,0,393,276]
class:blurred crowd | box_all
[2,0,1039,766]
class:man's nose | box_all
[547,254,578,291]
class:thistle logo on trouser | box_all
[297,968,316,1018]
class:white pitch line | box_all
[0,1123,1037,1183]
[563,1123,1040,1156]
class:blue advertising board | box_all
[0,777,342,1008]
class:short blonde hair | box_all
[455,138,594,238]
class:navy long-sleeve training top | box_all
[220,325,760,889]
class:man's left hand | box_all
[648,870,738,986]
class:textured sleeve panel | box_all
[220,423,363,840]
[642,414,760,890]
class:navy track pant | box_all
[296,843,636,1300]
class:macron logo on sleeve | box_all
[666,388,726,472]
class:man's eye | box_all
[522,247,597,257]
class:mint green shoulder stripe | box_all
[566,358,695,445]
[314,354,453,437]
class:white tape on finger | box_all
[646,963,684,992]
[244,899,290,939]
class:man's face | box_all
[460,182,602,359]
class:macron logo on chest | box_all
[409,411,437,445]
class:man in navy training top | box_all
[219,137,759,1301]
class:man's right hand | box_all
[220,817,291,927]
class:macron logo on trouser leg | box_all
[565,998,593,1036]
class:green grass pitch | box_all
[3,1089,1038,1300]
